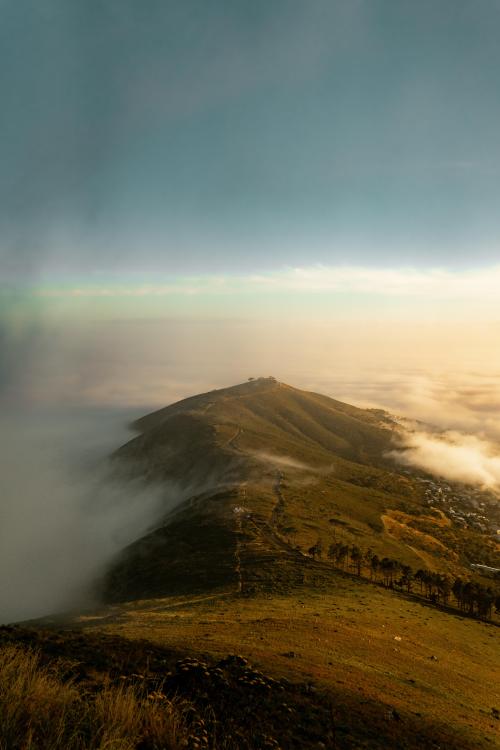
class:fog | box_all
[0,408,188,623]
[390,429,500,490]
[2,313,500,622]
[250,451,314,472]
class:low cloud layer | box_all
[2,310,500,623]
[309,369,500,443]
[0,409,182,623]
[249,450,313,471]
[390,429,500,489]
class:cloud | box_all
[37,284,204,297]
[306,367,500,443]
[33,263,500,301]
[249,450,314,471]
[389,429,500,489]
[257,265,500,298]
[0,408,184,623]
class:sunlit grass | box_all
[0,645,189,750]
[86,582,500,749]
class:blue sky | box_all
[2,0,500,282]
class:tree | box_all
[477,588,494,619]
[308,544,318,559]
[462,582,476,615]
[400,565,413,593]
[327,542,339,562]
[315,537,323,559]
[415,569,426,595]
[452,578,464,610]
[332,543,349,569]
[308,538,323,560]
[380,558,395,587]
[495,593,500,615]
[370,554,380,581]
[350,546,362,576]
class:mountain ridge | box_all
[103,379,432,602]
[103,378,498,605]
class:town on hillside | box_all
[405,471,500,574]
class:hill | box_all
[103,377,498,602]
[21,378,500,749]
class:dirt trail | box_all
[231,470,335,594]
[246,514,305,560]
[225,425,243,449]
[270,470,286,527]
[233,483,246,594]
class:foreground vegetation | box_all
[0,643,189,750]
[53,570,500,750]
[3,613,499,750]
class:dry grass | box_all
[0,645,189,750]
[86,582,500,749]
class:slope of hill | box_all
[103,377,496,603]
[127,376,396,469]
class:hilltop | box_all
[115,376,397,480]
[128,377,391,465]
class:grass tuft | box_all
[0,645,188,750]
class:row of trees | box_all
[305,539,500,620]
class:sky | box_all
[2,0,500,284]
[2,0,500,411]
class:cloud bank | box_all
[390,429,500,490]
[0,409,182,623]
[34,263,500,301]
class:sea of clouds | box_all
[2,314,500,621]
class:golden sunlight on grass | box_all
[87,584,500,749]
[0,645,189,750]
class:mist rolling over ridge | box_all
[0,408,178,623]
[390,427,500,491]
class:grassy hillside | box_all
[105,378,498,601]
[28,578,500,749]
[128,377,397,469]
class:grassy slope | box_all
[57,578,500,749]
